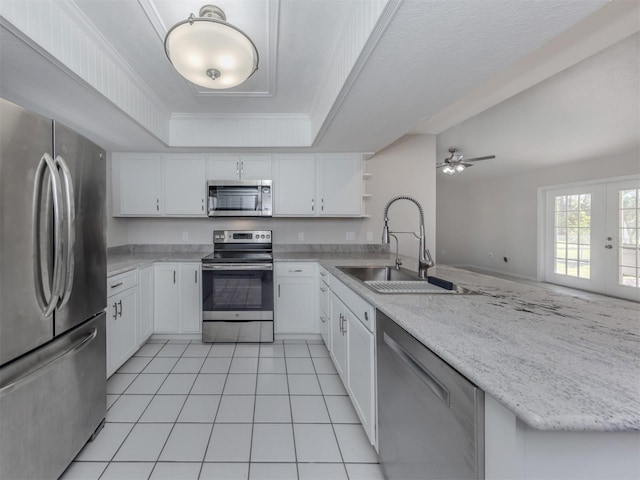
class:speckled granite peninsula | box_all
[107,244,640,432]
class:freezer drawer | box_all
[0,313,106,480]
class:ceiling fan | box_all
[436,147,496,175]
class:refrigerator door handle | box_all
[32,152,64,316]
[0,327,97,397]
[55,155,75,309]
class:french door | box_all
[544,176,639,301]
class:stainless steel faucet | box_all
[382,195,434,279]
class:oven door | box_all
[201,263,274,343]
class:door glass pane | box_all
[554,194,591,279]
[618,189,639,287]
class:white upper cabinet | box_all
[317,154,362,216]
[273,154,316,216]
[163,155,206,215]
[273,154,363,217]
[208,154,272,180]
[114,153,163,216]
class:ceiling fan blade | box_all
[435,163,447,168]
[466,155,495,162]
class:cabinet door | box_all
[318,280,330,347]
[347,313,375,444]
[117,154,163,215]
[164,156,206,215]
[273,154,316,215]
[107,287,138,377]
[138,265,154,344]
[240,155,272,180]
[208,155,241,180]
[317,154,361,216]
[275,276,316,334]
[154,264,179,333]
[179,263,201,333]
[329,293,347,378]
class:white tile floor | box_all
[61,339,384,480]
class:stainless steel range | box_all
[201,230,274,343]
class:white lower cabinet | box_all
[324,266,376,446]
[275,263,317,334]
[106,271,139,377]
[329,292,348,378]
[347,311,375,443]
[138,265,154,343]
[154,262,202,334]
[318,268,330,346]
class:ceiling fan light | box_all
[455,164,465,172]
[165,5,259,89]
[442,165,455,175]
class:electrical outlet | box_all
[182,231,189,241]
[366,231,374,242]
[346,232,356,241]
[298,232,304,241]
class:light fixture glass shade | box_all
[165,7,258,89]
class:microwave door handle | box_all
[55,155,75,309]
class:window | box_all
[553,193,591,279]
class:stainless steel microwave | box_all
[207,180,272,217]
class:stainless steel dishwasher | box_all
[376,310,484,479]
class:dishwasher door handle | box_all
[383,332,450,406]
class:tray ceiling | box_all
[0,0,621,151]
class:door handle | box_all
[289,269,303,273]
[311,198,314,212]
[321,198,324,211]
[173,270,176,283]
[605,245,613,249]
[156,198,159,211]
[195,270,198,283]
[278,284,281,298]
[339,313,343,334]
[110,282,123,289]
[342,314,347,335]
[117,300,122,316]
[55,155,75,309]
[320,316,326,323]
[201,198,204,211]
[112,303,117,320]
[32,152,64,317]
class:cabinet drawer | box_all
[276,262,315,277]
[319,266,330,285]
[331,278,375,332]
[107,270,138,297]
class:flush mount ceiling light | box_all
[436,148,496,175]
[164,4,259,89]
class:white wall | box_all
[436,149,640,279]
[106,134,437,251]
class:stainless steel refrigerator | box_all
[0,98,107,480]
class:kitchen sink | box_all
[336,266,477,295]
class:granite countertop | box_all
[106,245,639,432]
[317,258,639,433]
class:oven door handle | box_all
[202,264,273,271]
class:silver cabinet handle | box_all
[201,198,204,211]
[320,271,326,277]
[320,287,326,292]
[195,270,198,283]
[173,270,176,284]
[383,332,450,406]
[240,160,244,177]
[321,198,324,211]
[112,303,117,320]
[236,160,240,178]
[55,155,75,309]
[311,198,314,211]
[605,245,613,249]
[364,311,369,321]
[339,313,343,334]
[289,269,303,273]
[156,198,159,211]
[110,282,123,289]
[278,284,281,298]
[0,328,97,396]
[117,300,122,317]
[320,316,326,323]
[32,152,64,316]
[342,314,347,335]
